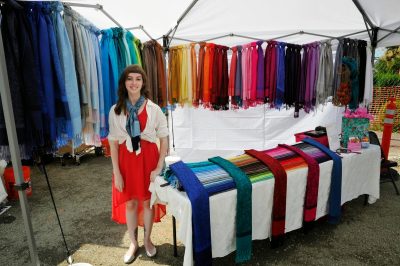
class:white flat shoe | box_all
[145,246,157,258]
[123,246,138,264]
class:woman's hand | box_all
[114,172,124,192]
[150,168,162,182]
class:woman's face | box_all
[125,72,143,97]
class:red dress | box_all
[112,103,166,225]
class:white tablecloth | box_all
[153,144,380,266]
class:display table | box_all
[152,144,380,266]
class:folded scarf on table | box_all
[165,161,236,195]
[303,138,342,224]
[187,161,236,196]
[294,142,331,163]
[245,149,287,238]
[169,161,212,266]
[265,146,306,170]
[279,144,320,222]
[228,154,274,182]
[209,156,252,263]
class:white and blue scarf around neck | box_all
[126,96,145,152]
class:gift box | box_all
[341,117,370,148]
[295,131,329,148]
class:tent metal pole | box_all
[231,33,263,41]
[97,5,122,28]
[62,2,100,9]
[266,31,303,41]
[371,27,379,65]
[363,19,373,41]
[167,25,179,48]
[379,28,400,35]
[0,17,40,266]
[140,25,154,40]
[162,36,176,153]
[165,0,199,37]
[329,29,369,41]
[352,0,378,65]
[300,31,336,39]
[62,1,123,27]
[352,0,375,29]
[202,33,233,42]
[377,25,400,43]
[166,36,196,43]
[126,25,154,40]
[177,0,199,24]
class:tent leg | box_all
[172,216,178,257]
[0,21,40,266]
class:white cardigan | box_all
[107,99,169,153]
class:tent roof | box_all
[66,0,400,47]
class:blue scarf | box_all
[302,138,342,224]
[125,96,145,151]
[169,161,212,266]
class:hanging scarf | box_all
[256,41,265,103]
[357,40,367,103]
[233,45,243,108]
[265,41,277,106]
[125,96,145,152]
[342,57,359,110]
[275,42,286,109]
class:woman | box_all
[108,65,169,264]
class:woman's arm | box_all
[110,140,123,192]
[150,136,169,182]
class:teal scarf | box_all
[209,156,252,263]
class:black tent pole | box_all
[0,13,40,266]
[352,0,379,65]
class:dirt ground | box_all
[1,133,399,266]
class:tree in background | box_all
[370,46,400,132]
[374,46,400,86]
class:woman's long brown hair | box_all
[114,65,149,115]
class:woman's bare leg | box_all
[125,199,139,257]
[143,199,156,255]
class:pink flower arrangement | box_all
[343,107,374,120]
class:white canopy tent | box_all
[2,0,400,265]
[66,0,400,48]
